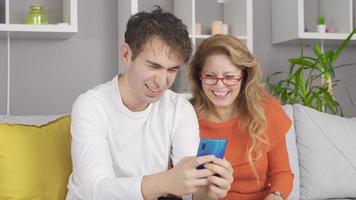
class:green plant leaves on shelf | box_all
[317,16,326,25]
[266,29,356,116]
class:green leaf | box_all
[289,57,315,68]
[332,29,356,64]
[334,63,356,70]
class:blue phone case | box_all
[196,138,227,169]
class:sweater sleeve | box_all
[267,137,294,198]
[264,95,294,198]
[170,96,200,166]
[69,93,143,200]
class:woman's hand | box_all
[264,193,284,200]
[200,157,234,199]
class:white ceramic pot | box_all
[317,24,326,33]
[211,21,223,35]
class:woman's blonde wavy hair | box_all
[188,34,268,182]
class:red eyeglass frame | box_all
[200,72,244,86]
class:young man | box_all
[66,7,232,200]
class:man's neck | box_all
[118,75,149,112]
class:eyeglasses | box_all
[200,73,243,86]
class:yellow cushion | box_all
[0,115,72,200]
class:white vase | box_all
[211,21,223,35]
[317,24,326,33]
[222,24,229,34]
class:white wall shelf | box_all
[118,0,253,69]
[118,0,253,92]
[190,34,248,40]
[272,0,356,45]
[174,0,253,51]
[0,0,77,39]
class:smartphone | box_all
[196,138,227,169]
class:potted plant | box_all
[317,15,326,33]
[266,29,356,116]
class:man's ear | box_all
[120,43,132,67]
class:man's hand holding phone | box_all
[162,155,216,197]
[195,139,233,199]
[196,139,227,169]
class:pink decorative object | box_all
[195,23,202,35]
[326,25,337,33]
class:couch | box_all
[1,104,356,200]
[283,104,356,200]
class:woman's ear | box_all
[120,43,132,67]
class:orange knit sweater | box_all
[199,95,294,200]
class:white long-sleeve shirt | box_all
[66,75,200,200]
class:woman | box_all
[188,34,294,200]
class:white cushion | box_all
[0,115,65,126]
[282,105,300,200]
[293,104,356,199]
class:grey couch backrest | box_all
[283,104,300,200]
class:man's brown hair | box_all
[125,6,192,63]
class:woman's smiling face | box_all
[201,54,243,111]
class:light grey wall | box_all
[0,0,5,23]
[0,0,118,115]
[0,40,6,114]
[304,0,320,32]
[118,0,132,74]
[138,0,173,12]
[254,0,356,117]
[329,49,356,117]
[354,2,356,28]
